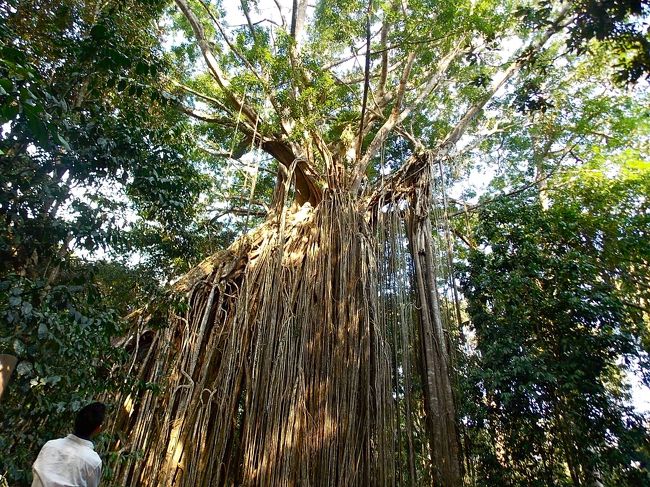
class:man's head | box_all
[74,402,106,439]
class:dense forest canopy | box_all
[1,0,649,485]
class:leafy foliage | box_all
[519,0,650,83]
[0,0,214,280]
[0,1,221,484]
[459,157,650,485]
[0,271,125,484]
[568,0,650,83]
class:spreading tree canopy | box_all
[1,0,648,486]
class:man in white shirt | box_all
[31,402,106,487]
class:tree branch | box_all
[175,0,259,127]
[199,0,264,84]
[197,0,295,137]
[290,0,308,49]
[273,0,287,28]
[368,5,573,205]
[378,13,389,97]
[178,104,236,126]
[210,206,268,223]
[330,61,401,86]
[451,227,476,250]
[448,150,572,219]
[168,78,231,113]
[356,0,374,160]
[240,0,256,38]
[439,5,571,152]
[353,45,461,189]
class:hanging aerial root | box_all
[108,194,395,486]
[109,156,463,486]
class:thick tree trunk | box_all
[109,193,394,486]
[109,157,462,486]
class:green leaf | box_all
[90,24,109,40]
[21,301,33,316]
[0,102,20,123]
[0,78,13,93]
[16,361,33,377]
[37,322,49,339]
[12,339,26,356]
[57,133,71,150]
[135,62,148,76]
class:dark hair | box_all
[74,402,106,438]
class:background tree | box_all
[0,0,217,483]
[452,19,650,484]
[459,155,650,485]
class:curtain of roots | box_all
[108,165,461,486]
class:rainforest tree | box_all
[103,1,650,486]
[2,0,649,486]
[454,27,650,484]
[460,157,650,485]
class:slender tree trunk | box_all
[407,213,462,485]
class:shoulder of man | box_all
[68,436,102,468]
[44,437,67,447]
[37,437,67,454]
[86,449,102,468]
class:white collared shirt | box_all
[32,434,102,487]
